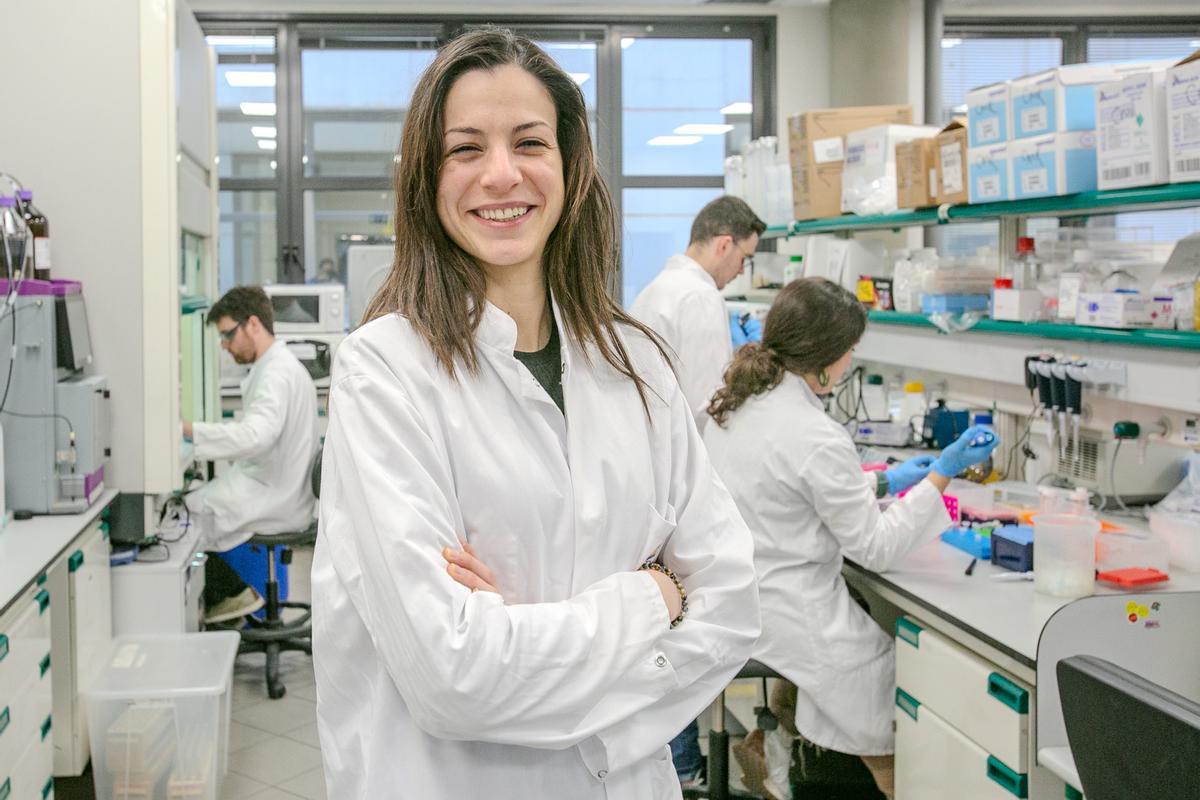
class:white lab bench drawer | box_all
[0,585,52,780]
[49,521,112,776]
[895,616,1029,771]
[895,689,1028,799]
[9,722,55,800]
[0,651,52,776]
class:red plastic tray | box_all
[1096,567,1170,588]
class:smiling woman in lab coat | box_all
[702,278,998,800]
[310,29,760,800]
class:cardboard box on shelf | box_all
[1010,63,1119,139]
[788,104,912,220]
[936,119,969,205]
[896,137,939,209]
[842,124,940,215]
[967,143,1010,204]
[1009,131,1098,199]
[1096,68,1170,190]
[1167,50,1200,184]
[966,81,1010,147]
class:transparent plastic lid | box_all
[84,633,239,700]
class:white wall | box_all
[830,0,925,118]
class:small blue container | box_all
[991,525,1035,572]
[921,294,991,314]
[941,526,992,559]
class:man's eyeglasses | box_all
[219,322,244,343]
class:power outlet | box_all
[1185,418,1200,446]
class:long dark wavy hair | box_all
[707,277,867,426]
[364,28,668,410]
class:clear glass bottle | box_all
[16,189,50,281]
[0,196,27,279]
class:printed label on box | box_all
[929,168,938,195]
[941,143,964,194]
[1021,106,1048,134]
[862,137,886,168]
[813,136,845,164]
[978,174,1002,199]
[1021,168,1049,195]
[977,117,1000,143]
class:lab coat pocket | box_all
[640,503,678,565]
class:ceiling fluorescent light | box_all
[942,38,963,49]
[240,102,276,117]
[257,139,278,151]
[648,135,703,146]
[719,102,752,115]
[205,35,274,49]
[621,38,636,49]
[250,126,277,138]
[674,123,735,135]
[569,72,591,86]
[225,71,276,88]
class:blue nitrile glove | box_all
[741,316,763,343]
[932,425,1000,478]
[730,311,749,347]
[884,455,937,494]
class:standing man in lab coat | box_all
[183,286,319,624]
[632,195,766,428]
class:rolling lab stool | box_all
[238,452,322,699]
[683,659,783,800]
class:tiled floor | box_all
[220,547,324,800]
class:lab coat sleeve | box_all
[674,291,734,423]
[577,377,762,778]
[320,353,686,751]
[191,372,289,462]
[798,440,952,572]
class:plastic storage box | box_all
[84,633,238,800]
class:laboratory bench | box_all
[843,525,1200,800]
[0,489,118,795]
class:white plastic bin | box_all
[1034,515,1099,598]
[83,633,238,800]
[1149,511,1200,573]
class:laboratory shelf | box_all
[764,181,1200,238]
[868,311,1200,351]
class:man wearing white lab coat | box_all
[183,286,319,622]
[632,196,765,427]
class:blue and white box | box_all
[967,144,1010,204]
[966,81,1010,147]
[1167,50,1200,184]
[1009,131,1098,199]
[1010,64,1119,139]
[1096,69,1169,190]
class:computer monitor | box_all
[1058,655,1200,800]
[55,293,93,372]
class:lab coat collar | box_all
[241,339,287,393]
[474,292,576,377]
[664,253,719,290]
[782,370,826,413]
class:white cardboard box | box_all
[841,124,940,215]
[1010,63,1119,139]
[1009,131,1097,199]
[967,143,1010,204]
[992,289,1044,322]
[1167,50,1200,183]
[1096,69,1169,190]
[966,81,1010,148]
[1076,292,1151,328]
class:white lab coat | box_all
[188,340,319,552]
[631,254,733,425]
[311,298,760,800]
[702,373,950,755]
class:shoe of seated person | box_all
[205,587,264,624]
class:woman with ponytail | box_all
[703,278,998,799]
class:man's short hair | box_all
[208,286,274,335]
[688,196,767,247]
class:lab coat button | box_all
[655,654,667,668]
[597,770,608,780]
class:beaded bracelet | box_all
[640,561,688,628]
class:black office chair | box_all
[238,451,323,699]
[1058,655,1200,800]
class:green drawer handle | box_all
[36,590,50,614]
[895,617,923,648]
[987,756,1029,798]
[40,653,51,677]
[0,634,7,664]
[41,776,53,800]
[895,687,921,721]
[40,715,52,741]
[1065,786,1083,800]
[988,672,1030,714]
[68,550,84,572]
[36,573,48,586]
[100,521,110,540]
[0,707,9,737]
[1,776,11,800]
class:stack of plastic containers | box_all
[1033,488,1099,598]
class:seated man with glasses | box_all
[182,285,320,625]
[632,195,766,431]
[631,195,765,786]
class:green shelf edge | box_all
[868,311,1200,351]
[764,182,1200,237]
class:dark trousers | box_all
[204,552,249,607]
